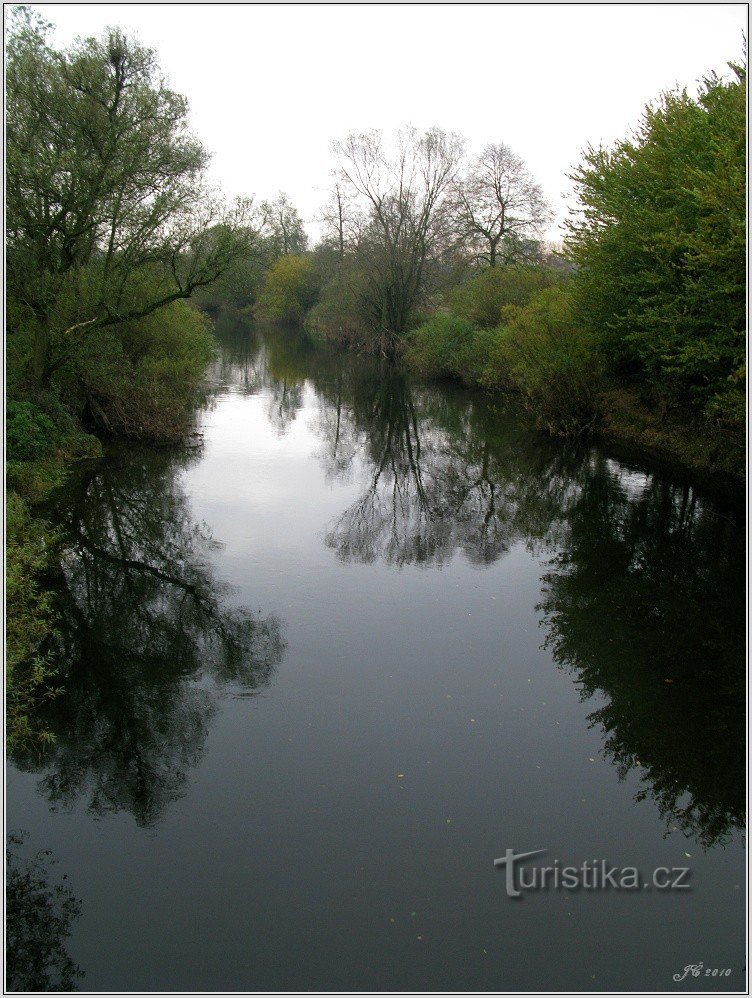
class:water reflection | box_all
[228,323,744,849]
[16,318,744,856]
[6,832,84,991]
[538,462,745,848]
[13,445,285,827]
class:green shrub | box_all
[448,264,561,329]
[61,300,215,441]
[305,267,372,347]
[404,314,493,384]
[255,254,319,322]
[6,401,58,462]
[567,63,745,420]
[485,287,603,436]
[6,492,60,753]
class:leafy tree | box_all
[566,62,746,425]
[448,263,562,328]
[255,254,319,321]
[6,9,251,387]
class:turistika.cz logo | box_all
[493,849,691,898]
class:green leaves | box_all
[566,62,745,429]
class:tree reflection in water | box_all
[6,832,84,991]
[16,319,744,853]
[302,337,744,848]
[13,444,285,828]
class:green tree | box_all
[6,9,251,388]
[566,61,745,425]
[255,254,319,321]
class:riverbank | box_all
[6,302,216,750]
[7,315,744,990]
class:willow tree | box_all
[6,9,252,387]
[332,127,464,351]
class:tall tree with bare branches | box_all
[451,143,550,266]
[332,126,464,350]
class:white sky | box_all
[19,3,748,242]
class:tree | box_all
[451,143,550,266]
[566,61,745,425]
[259,192,308,256]
[255,254,319,322]
[6,10,252,387]
[332,126,464,350]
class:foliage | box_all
[60,299,216,441]
[484,287,603,435]
[6,832,84,991]
[255,254,319,322]
[305,261,375,347]
[6,493,61,754]
[567,62,745,427]
[259,193,308,256]
[447,264,562,328]
[6,8,251,387]
[6,401,58,463]
[404,314,493,383]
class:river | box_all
[6,313,745,991]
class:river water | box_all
[6,314,745,991]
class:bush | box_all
[6,492,59,752]
[255,254,319,322]
[305,266,373,348]
[404,314,494,384]
[448,264,561,329]
[485,287,603,436]
[61,300,215,441]
[6,401,58,462]
[567,63,745,421]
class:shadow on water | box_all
[6,832,84,992]
[12,442,285,828]
[13,316,744,860]
[217,320,744,850]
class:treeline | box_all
[253,62,745,478]
[5,9,254,746]
[5,7,745,744]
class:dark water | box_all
[7,315,746,991]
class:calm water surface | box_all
[7,315,745,991]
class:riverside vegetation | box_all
[6,8,745,748]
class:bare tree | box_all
[451,143,550,266]
[259,192,308,256]
[319,182,350,258]
[332,126,464,350]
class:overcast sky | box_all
[20,3,748,242]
